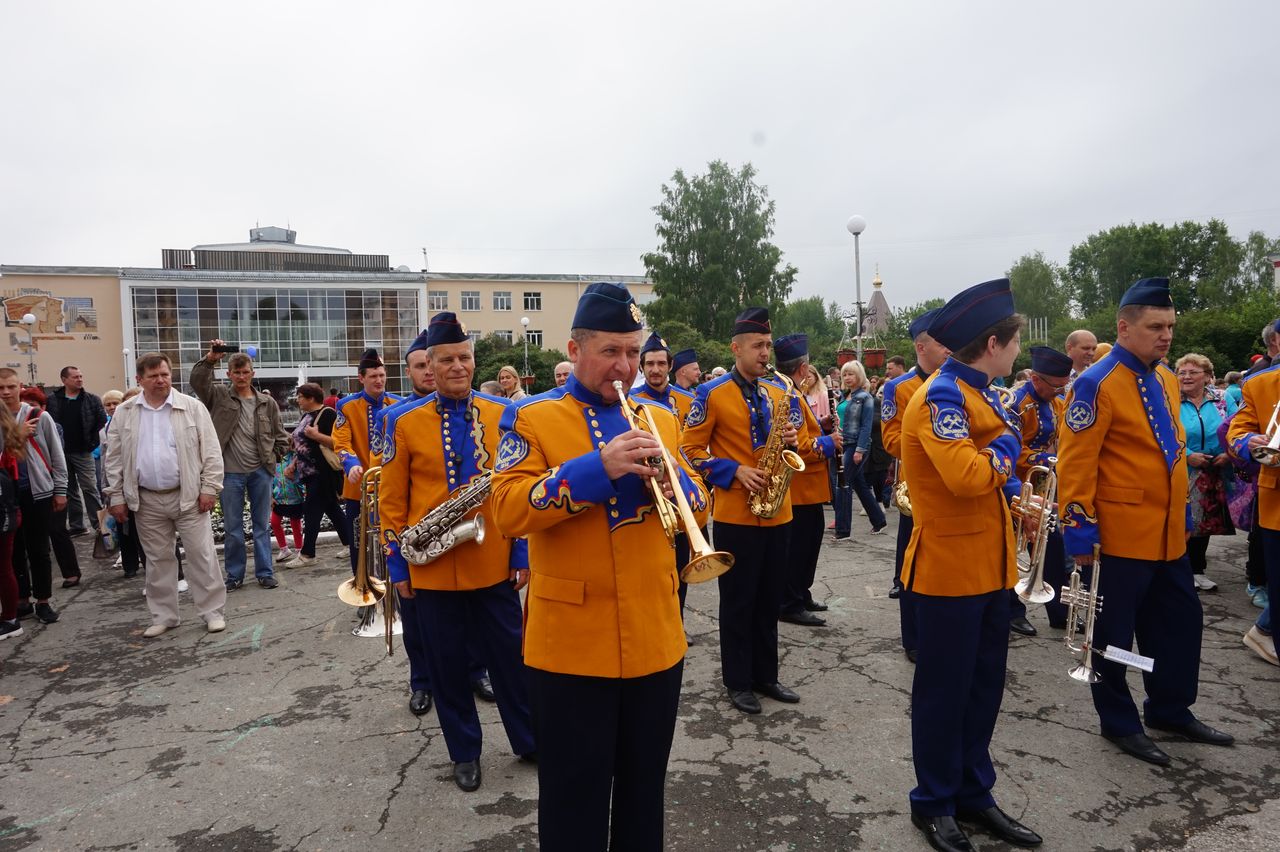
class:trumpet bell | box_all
[352,603,405,639]
[1015,576,1055,604]
[337,576,386,607]
[1252,445,1280,467]
[1068,662,1101,684]
[680,551,734,585]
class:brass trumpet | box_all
[613,381,734,584]
[336,466,400,656]
[1061,544,1103,683]
[1251,400,1280,466]
[1011,462,1057,604]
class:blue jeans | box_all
[842,447,887,532]
[222,468,274,582]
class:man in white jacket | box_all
[105,353,226,637]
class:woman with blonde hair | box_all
[0,404,26,639]
[496,365,527,402]
[1177,352,1236,591]
[834,360,887,539]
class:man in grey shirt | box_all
[191,341,289,590]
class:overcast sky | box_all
[3,1,1277,315]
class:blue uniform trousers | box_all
[780,503,826,615]
[896,514,918,652]
[528,659,684,852]
[397,589,487,694]
[414,581,534,763]
[1262,528,1280,636]
[1090,553,1201,737]
[1008,529,1068,626]
[910,589,1010,817]
[713,521,790,690]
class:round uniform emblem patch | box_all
[882,396,897,422]
[495,431,529,472]
[930,405,969,441]
[685,398,706,427]
[1066,400,1095,432]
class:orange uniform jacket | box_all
[881,367,926,461]
[790,395,837,506]
[1227,364,1280,530]
[680,370,804,527]
[900,358,1021,597]
[489,378,706,678]
[631,382,695,427]
[333,391,402,501]
[1009,382,1065,481]
[1056,344,1189,560]
[379,392,524,590]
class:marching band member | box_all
[1228,346,1280,663]
[774,334,841,625]
[332,349,401,574]
[1006,345,1072,634]
[379,313,534,792]
[490,283,705,851]
[1058,278,1234,766]
[901,278,1042,852]
[880,307,947,662]
[672,348,701,392]
[631,332,699,614]
[680,307,804,715]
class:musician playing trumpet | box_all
[900,279,1043,852]
[378,312,535,793]
[490,283,707,852]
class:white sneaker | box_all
[207,616,226,633]
[1243,625,1278,666]
[278,548,297,563]
[112,555,123,569]
[282,554,316,569]
[143,624,171,638]
[1193,574,1218,592]
[178,579,189,593]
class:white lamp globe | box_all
[846,215,867,236]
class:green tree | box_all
[642,160,797,339]
[1007,251,1068,325]
[473,334,569,395]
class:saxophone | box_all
[399,471,491,564]
[748,366,807,519]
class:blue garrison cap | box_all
[423,312,469,348]
[571,282,644,332]
[358,348,383,372]
[928,278,1015,351]
[1119,277,1173,309]
[406,328,430,357]
[1030,346,1072,378]
[733,307,771,336]
[774,333,809,363]
[909,307,943,341]
[641,332,670,358]
[672,348,698,371]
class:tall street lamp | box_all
[520,316,531,386]
[123,348,132,389]
[846,215,867,360]
[19,313,37,385]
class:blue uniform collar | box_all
[435,392,472,412]
[643,382,670,402]
[565,374,616,408]
[360,390,388,406]
[1112,343,1159,374]
[939,357,991,390]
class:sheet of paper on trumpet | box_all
[1102,646,1155,673]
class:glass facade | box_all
[130,285,422,398]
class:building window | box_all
[525,329,543,347]
[461,291,481,311]
[428,290,448,310]
[466,330,481,343]
[495,330,514,344]
[493,291,512,311]
[523,291,542,311]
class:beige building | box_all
[0,227,652,403]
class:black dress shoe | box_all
[753,682,800,703]
[453,759,481,792]
[518,751,537,764]
[905,648,918,664]
[728,689,762,714]
[472,675,496,703]
[409,689,433,716]
[1009,616,1037,637]
[957,806,1043,847]
[910,812,974,852]
[803,599,829,612]
[779,610,826,626]
[888,586,901,599]
[1147,718,1235,746]
[1104,732,1170,765]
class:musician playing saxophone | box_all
[378,312,534,793]
[489,283,707,852]
[880,307,948,662]
[900,279,1042,852]
[680,307,806,716]
[1006,346,1072,634]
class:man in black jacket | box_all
[46,366,108,535]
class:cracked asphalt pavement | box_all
[1,511,1277,851]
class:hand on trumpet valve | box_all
[601,429,665,480]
